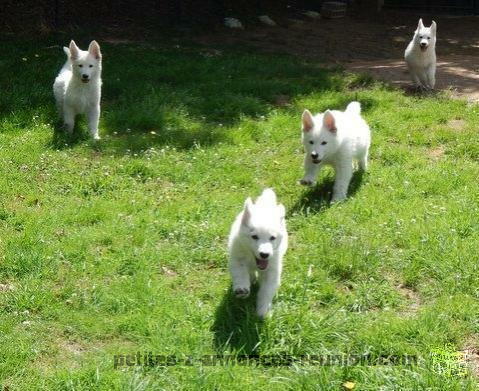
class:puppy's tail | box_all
[63,46,71,57]
[346,101,361,116]
[256,188,277,206]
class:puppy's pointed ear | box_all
[241,197,253,226]
[417,18,424,31]
[323,110,337,133]
[88,40,101,60]
[69,40,80,60]
[430,20,437,34]
[302,109,314,133]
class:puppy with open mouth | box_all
[405,18,437,90]
[299,101,371,202]
[228,188,288,318]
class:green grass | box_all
[1,36,479,390]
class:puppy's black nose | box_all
[311,152,318,159]
[420,43,427,47]
[259,252,269,259]
[82,74,89,79]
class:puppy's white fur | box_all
[53,40,102,140]
[300,102,371,202]
[405,18,437,90]
[228,188,288,318]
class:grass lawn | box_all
[1,36,479,390]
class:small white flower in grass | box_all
[22,57,27,61]
[150,131,157,135]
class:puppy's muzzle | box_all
[256,252,270,270]
[420,43,428,51]
[311,152,321,164]
[81,74,90,83]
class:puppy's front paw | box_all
[299,178,315,186]
[256,304,271,319]
[234,287,250,299]
[331,194,347,203]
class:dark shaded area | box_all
[384,0,479,14]
[212,286,264,354]
[0,36,363,153]
[289,170,366,215]
[1,0,326,34]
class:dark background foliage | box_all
[0,0,327,33]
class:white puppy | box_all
[300,102,371,202]
[405,18,437,90]
[53,40,102,140]
[228,188,288,318]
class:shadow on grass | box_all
[289,170,366,215]
[0,38,379,153]
[403,85,441,98]
[212,286,264,355]
[49,120,90,149]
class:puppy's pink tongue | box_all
[256,258,268,270]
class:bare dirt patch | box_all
[428,146,445,160]
[447,119,466,132]
[346,55,479,102]
[194,11,479,101]
[461,335,479,377]
[396,283,421,316]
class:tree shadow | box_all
[211,285,264,355]
[289,170,366,215]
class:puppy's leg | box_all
[300,155,322,186]
[408,66,421,88]
[418,69,430,90]
[358,148,369,171]
[256,267,281,318]
[332,159,353,202]
[63,105,75,134]
[230,258,251,298]
[427,63,436,89]
[87,104,101,140]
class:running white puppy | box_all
[405,18,437,90]
[300,102,371,202]
[228,188,288,318]
[53,40,102,140]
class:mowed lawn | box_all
[1,36,479,390]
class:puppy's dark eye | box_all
[321,141,327,145]
[78,65,83,68]
[309,141,314,145]
[419,36,423,39]
[251,235,259,240]
[427,37,430,40]
[270,236,276,241]
[89,64,93,68]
